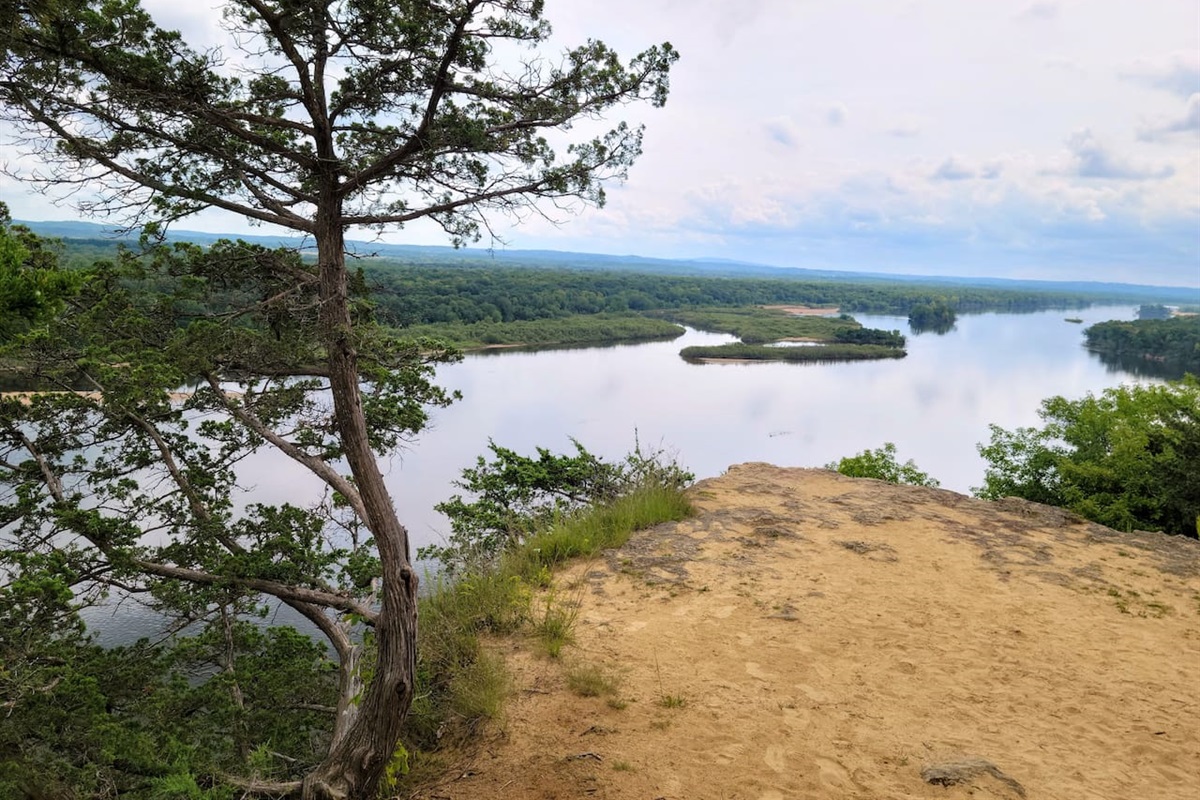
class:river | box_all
[227,304,1158,555]
[83,303,1164,641]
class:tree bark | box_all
[301,200,417,800]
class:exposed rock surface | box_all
[415,464,1200,800]
[921,757,1026,798]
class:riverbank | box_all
[411,465,1200,800]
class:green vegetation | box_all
[826,443,941,487]
[0,207,82,341]
[358,261,1143,327]
[1084,316,1200,375]
[975,377,1200,537]
[393,442,692,789]
[0,0,677,792]
[565,662,624,698]
[680,343,906,362]
[649,306,907,363]
[649,306,863,343]
[397,314,684,349]
[1137,304,1173,320]
[423,439,693,574]
[908,297,957,333]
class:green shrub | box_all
[826,442,940,487]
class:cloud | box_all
[886,117,922,138]
[1062,130,1175,180]
[1139,94,1200,141]
[826,103,848,127]
[1042,55,1082,73]
[980,161,1004,180]
[931,157,975,181]
[763,117,800,148]
[1016,2,1059,21]
[1122,51,1200,98]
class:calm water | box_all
[230,304,1157,554]
[84,304,1163,641]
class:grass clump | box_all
[566,662,623,698]
[658,693,687,709]
[507,484,691,580]
[531,590,580,658]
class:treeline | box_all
[1084,316,1200,372]
[51,239,1158,331]
[359,262,1102,327]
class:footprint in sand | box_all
[816,756,853,789]
[780,706,812,731]
[763,745,787,773]
[745,661,775,681]
[796,683,832,703]
[713,741,746,766]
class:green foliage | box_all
[652,306,862,344]
[1137,304,1173,320]
[826,443,941,487]
[397,314,685,349]
[423,439,693,573]
[506,484,693,579]
[908,297,957,333]
[0,0,679,795]
[0,228,445,795]
[0,205,82,341]
[680,342,906,362]
[395,443,693,787]
[354,260,1123,328]
[975,377,1200,537]
[1085,315,1200,376]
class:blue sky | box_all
[2,0,1198,287]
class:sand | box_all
[760,305,841,316]
[412,464,1200,800]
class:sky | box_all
[2,0,1198,287]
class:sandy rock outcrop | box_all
[417,464,1200,800]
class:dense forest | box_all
[48,238,1183,337]
[1084,315,1200,373]
[362,262,1110,327]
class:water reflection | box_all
[1089,349,1194,380]
[75,304,1166,643]
[382,305,1155,561]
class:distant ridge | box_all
[15,218,1198,303]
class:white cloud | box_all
[1060,130,1175,180]
[4,0,1199,287]
[931,157,976,181]
[1016,2,1060,22]
[1121,51,1200,98]
[886,118,923,138]
[763,117,801,148]
[1139,93,1200,141]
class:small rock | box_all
[921,757,1026,798]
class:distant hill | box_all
[15,218,1199,304]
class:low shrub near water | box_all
[826,442,940,487]
[421,438,693,575]
[395,441,693,789]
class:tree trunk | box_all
[301,206,418,800]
